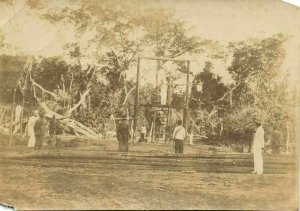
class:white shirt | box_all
[173,126,186,140]
[141,126,146,134]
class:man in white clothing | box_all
[252,120,265,175]
[172,119,186,153]
[27,110,38,148]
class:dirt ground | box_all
[0,163,298,210]
[0,138,298,210]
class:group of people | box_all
[26,107,277,175]
[115,118,193,154]
[26,109,57,150]
[116,116,271,175]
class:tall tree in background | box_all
[25,0,204,128]
[190,61,228,113]
[223,34,290,146]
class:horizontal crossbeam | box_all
[139,56,196,62]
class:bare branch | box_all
[31,80,59,100]
[66,88,90,116]
[208,71,265,116]
[122,85,136,105]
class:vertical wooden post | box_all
[183,60,190,130]
[133,57,140,139]
[9,87,17,146]
[153,111,156,143]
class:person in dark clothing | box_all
[270,129,281,154]
[48,115,58,147]
[49,115,57,137]
[139,123,146,143]
[116,115,131,152]
[34,109,47,150]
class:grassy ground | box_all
[0,137,298,210]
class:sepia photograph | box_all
[0,0,299,210]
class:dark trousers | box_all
[34,136,43,150]
[175,139,184,153]
[272,147,280,154]
[139,133,145,142]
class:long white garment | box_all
[160,83,167,105]
[14,105,22,122]
[253,125,265,173]
[27,116,38,147]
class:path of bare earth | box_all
[0,137,298,210]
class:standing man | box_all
[48,115,57,147]
[33,108,47,150]
[139,123,147,142]
[27,110,38,148]
[172,119,186,154]
[188,120,195,145]
[252,120,265,175]
[116,114,131,152]
[49,115,57,137]
[270,128,281,154]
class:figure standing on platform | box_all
[252,120,265,175]
[116,115,131,152]
[27,110,38,148]
[160,80,167,105]
[172,119,186,154]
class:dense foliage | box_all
[0,1,297,149]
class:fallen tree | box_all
[40,102,101,139]
[27,61,102,139]
[0,58,102,140]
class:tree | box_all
[222,34,290,147]
[0,55,27,104]
[190,61,229,113]
[33,0,204,128]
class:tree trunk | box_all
[219,119,223,141]
[229,91,233,107]
[13,105,23,134]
